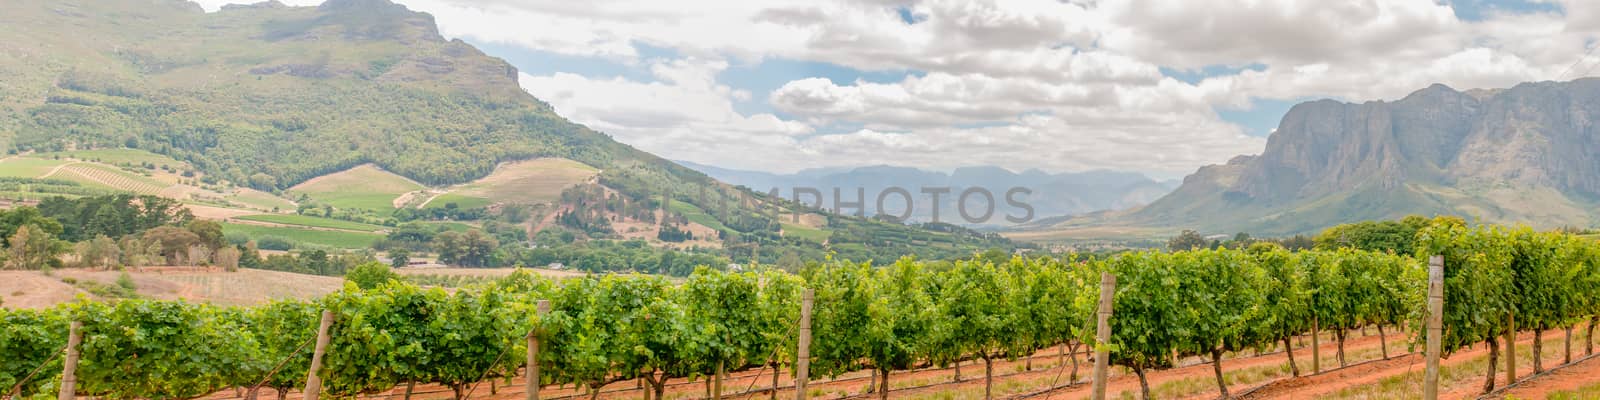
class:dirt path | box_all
[36,161,81,179]
[1244,325,1592,399]
[1031,329,1404,400]
[193,326,1600,400]
[1494,349,1600,399]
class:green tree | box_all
[345,261,400,290]
[1167,229,1208,252]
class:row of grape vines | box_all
[5,218,1600,399]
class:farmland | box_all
[286,164,424,212]
[234,214,389,232]
[7,217,1600,399]
[220,222,385,249]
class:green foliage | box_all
[245,300,320,393]
[1413,218,1515,354]
[0,306,68,396]
[4,217,1597,398]
[72,300,262,399]
[36,194,192,242]
[345,261,400,290]
[1314,216,1430,254]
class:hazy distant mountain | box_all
[677,161,1178,225]
[1042,79,1600,236]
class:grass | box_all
[418,221,475,232]
[226,188,296,211]
[668,200,731,232]
[424,192,493,210]
[287,164,422,212]
[37,148,183,167]
[0,157,70,178]
[781,222,831,243]
[53,163,168,194]
[1549,381,1600,400]
[445,158,597,205]
[221,222,383,249]
[235,214,387,232]
[1330,330,1591,399]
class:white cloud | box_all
[516,60,816,172]
[191,0,1600,178]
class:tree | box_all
[6,225,61,270]
[75,235,121,269]
[143,226,201,265]
[1315,219,1420,254]
[215,246,242,272]
[433,230,498,267]
[345,262,400,290]
[388,248,411,268]
[1167,229,1208,252]
[187,220,226,251]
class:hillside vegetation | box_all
[0,0,1023,262]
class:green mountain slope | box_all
[0,0,1020,261]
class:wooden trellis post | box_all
[1090,272,1115,400]
[795,289,814,400]
[303,310,335,400]
[527,300,550,400]
[57,321,82,400]
[1423,255,1444,400]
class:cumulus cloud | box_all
[517,60,817,172]
[191,0,1600,177]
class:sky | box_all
[192,0,1599,179]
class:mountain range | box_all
[0,0,1023,261]
[680,161,1178,226]
[1030,80,1600,236]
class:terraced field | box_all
[51,164,168,195]
[234,213,388,232]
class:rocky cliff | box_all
[1105,80,1600,235]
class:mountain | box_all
[0,0,1022,262]
[1059,80,1600,236]
[678,161,1178,225]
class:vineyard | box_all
[5,217,1600,399]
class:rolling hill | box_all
[1024,79,1600,237]
[0,0,1022,260]
[681,161,1178,225]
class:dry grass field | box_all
[0,268,345,308]
[425,158,599,207]
[287,164,424,211]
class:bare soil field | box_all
[0,268,345,308]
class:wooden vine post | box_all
[528,300,550,400]
[1090,272,1115,400]
[57,320,82,400]
[1312,315,1321,374]
[1506,313,1516,384]
[303,310,335,400]
[794,289,814,400]
[1423,255,1444,400]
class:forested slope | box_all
[0,0,1021,260]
